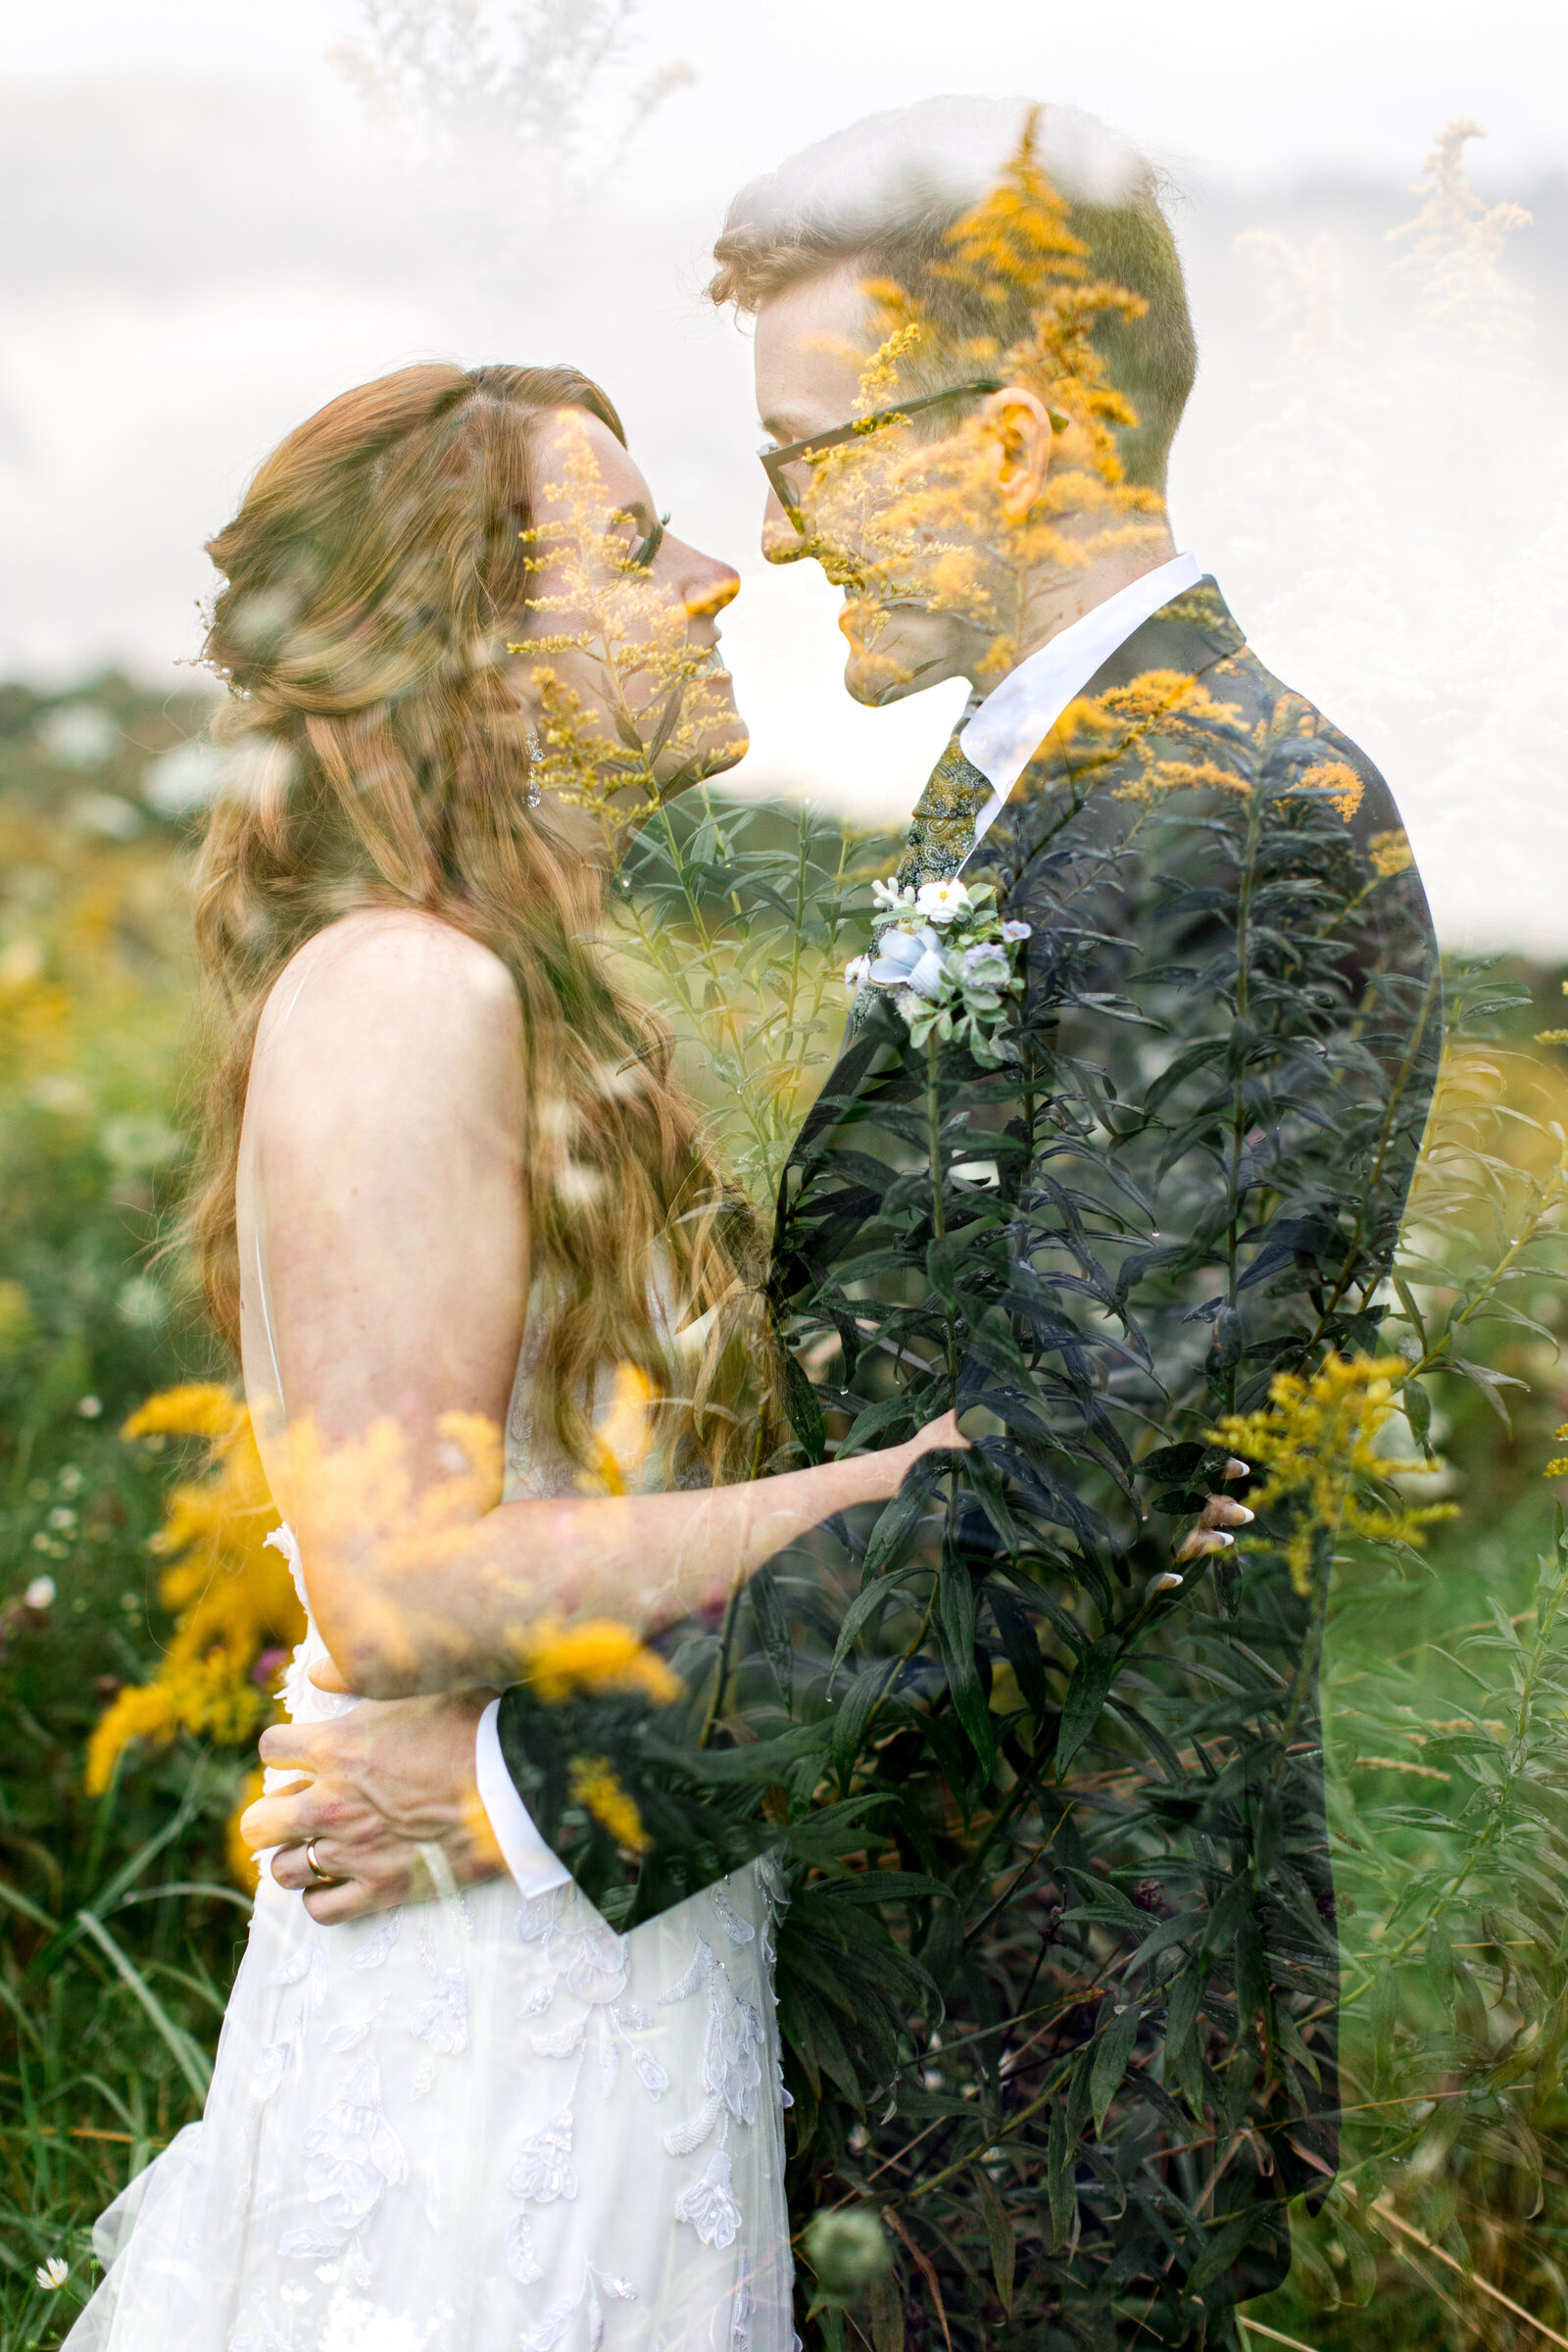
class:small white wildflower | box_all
[914,877,971,924]
[870,876,915,913]
[35,2257,69,2290]
[1000,919,1032,943]
[75,1395,103,1418]
[843,954,872,993]
[24,1576,56,1610]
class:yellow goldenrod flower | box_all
[516,1616,681,1707]
[1369,828,1415,879]
[1288,759,1364,823]
[122,1382,246,1443]
[568,1754,646,1850]
[1208,1352,1456,1597]
[88,1390,305,1829]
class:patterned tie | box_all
[895,733,996,892]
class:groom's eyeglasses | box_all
[760,380,1073,535]
[759,380,1005,532]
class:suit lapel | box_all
[963,575,1246,895]
[777,579,1248,1212]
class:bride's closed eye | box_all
[624,511,670,571]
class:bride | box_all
[66,363,958,2352]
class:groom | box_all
[251,95,1441,2338]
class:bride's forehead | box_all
[531,408,649,512]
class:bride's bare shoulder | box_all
[260,908,517,1043]
[252,909,521,1108]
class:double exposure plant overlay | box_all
[33,123,1567,2352]
[478,131,1449,2341]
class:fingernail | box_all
[1225,1457,1250,1479]
[1230,1504,1254,1524]
[1147,1571,1184,1596]
[1210,1531,1235,1548]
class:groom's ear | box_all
[987,387,1055,523]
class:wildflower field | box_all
[4,676,1568,2345]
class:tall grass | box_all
[0,677,241,2345]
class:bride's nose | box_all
[683,558,740,619]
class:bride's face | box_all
[506,408,748,848]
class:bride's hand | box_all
[863,1406,971,1500]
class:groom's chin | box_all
[843,652,922,708]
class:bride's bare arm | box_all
[243,908,962,1701]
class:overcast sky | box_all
[3,2,1565,946]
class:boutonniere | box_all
[844,874,1031,1066]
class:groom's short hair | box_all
[709,95,1197,492]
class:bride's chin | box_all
[692,718,750,782]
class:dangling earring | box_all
[524,725,543,808]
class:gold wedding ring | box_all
[304,1838,336,1886]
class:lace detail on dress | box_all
[281,2052,408,2263]
[64,1387,793,2352]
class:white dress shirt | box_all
[474,1697,571,1896]
[474,550,1204,1895]
[958,551,1202,862]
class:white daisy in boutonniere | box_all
[850,868,1031,1064]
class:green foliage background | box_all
[4,680,1568,2348]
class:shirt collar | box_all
[957,552,1202,848]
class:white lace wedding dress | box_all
[65,1344,795,2352]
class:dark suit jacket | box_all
[767,579,1440,2334]
[494,578,1440,2338]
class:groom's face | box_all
[754,262,996,708]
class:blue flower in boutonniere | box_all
[850,868,1032,1065]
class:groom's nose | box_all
[761,486,808,565]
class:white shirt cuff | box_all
[474,1698,572,1897]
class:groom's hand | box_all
[241,1689,503,1925]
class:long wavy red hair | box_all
[189,362,762,1477]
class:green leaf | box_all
[971,2163,1015,2314]
[1402,1372,1433,1451]
[1048,2081,1075,2250]
[938,1554,996,1776]
[1370,1963,1398,2063]
[860,1454,948,1584]
[782,1348,826,1463]
[748,1559,794,1711]
[831,1663,893,1779]
[815,1870,955,1906]
[938,1550,976,1664]
[1186,2206,1265,2296]
[836,1393,918,1458]
[1090,2001,1141,2136]
[828,1565,923,1680]
[1054,1635,1121,1777]
[1164,1961,1202,2061]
